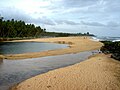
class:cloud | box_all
[0,0,120,36]
[61,0,99,8]
[107,21,120,27]
[81,21,105,27]
[26,17,56,26]
[0,7,56,26]
[55,20,80,25]
[81,21,120,27]
[37,17,56,26]
[0,7,32,23]
[102,0,120,13]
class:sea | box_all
[91,36,120,42]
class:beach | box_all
[1,36,102,60]
[11,54,120,90]
[1,36,120,90]
[7,36,119,90]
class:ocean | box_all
[91,36,120,42]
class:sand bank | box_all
[11,54,120,90]
[1,37,102,60]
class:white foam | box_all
[90,37,100,41]
[112,39,120,42]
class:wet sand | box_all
[11,54,120,90]
[0,37,102,60]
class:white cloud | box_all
[55,20,80,25]
[107,21,120,27]
[0,0,120,36]
[81,21,105,27]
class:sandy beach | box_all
[1,36,120,90]
[1,36,102,60]
[11,54,120,90]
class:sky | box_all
[0,0,120,36]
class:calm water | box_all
[0,42,68,54]
[0,50,100,90]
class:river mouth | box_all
[0,42,68,55]
[0,50,99,90]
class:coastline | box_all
[11,54,120,90]
[0,36,103,60]
[6,36,120,90]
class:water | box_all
[92,36,120,42]
[0,50,100,90]
[0,42,68,54]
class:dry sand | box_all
[11,54,120,90]
[1,36,102,60]
[5,36,120,90]
[2,36,120,90]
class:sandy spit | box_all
[11,54,120,90]
[1,37,103,60]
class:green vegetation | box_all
[0,15,94,40]
[0,17,45,38]
[101,41,120,60]
[41,32,94,37]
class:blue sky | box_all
[0,0,120,36]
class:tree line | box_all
[0,15,94,38]
[0,17,46,38]
[42,32,94,37]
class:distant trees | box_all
[0,15,4,35]
[0,15,95,38]
[42,32,95,37]
[86,32,89,35]
[0,18,45,38]
[0,15,3,21]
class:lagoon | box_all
[0,42,68,55]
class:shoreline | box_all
[0,36,103,60]
[11,54,120,90]
[6,36,120,90]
